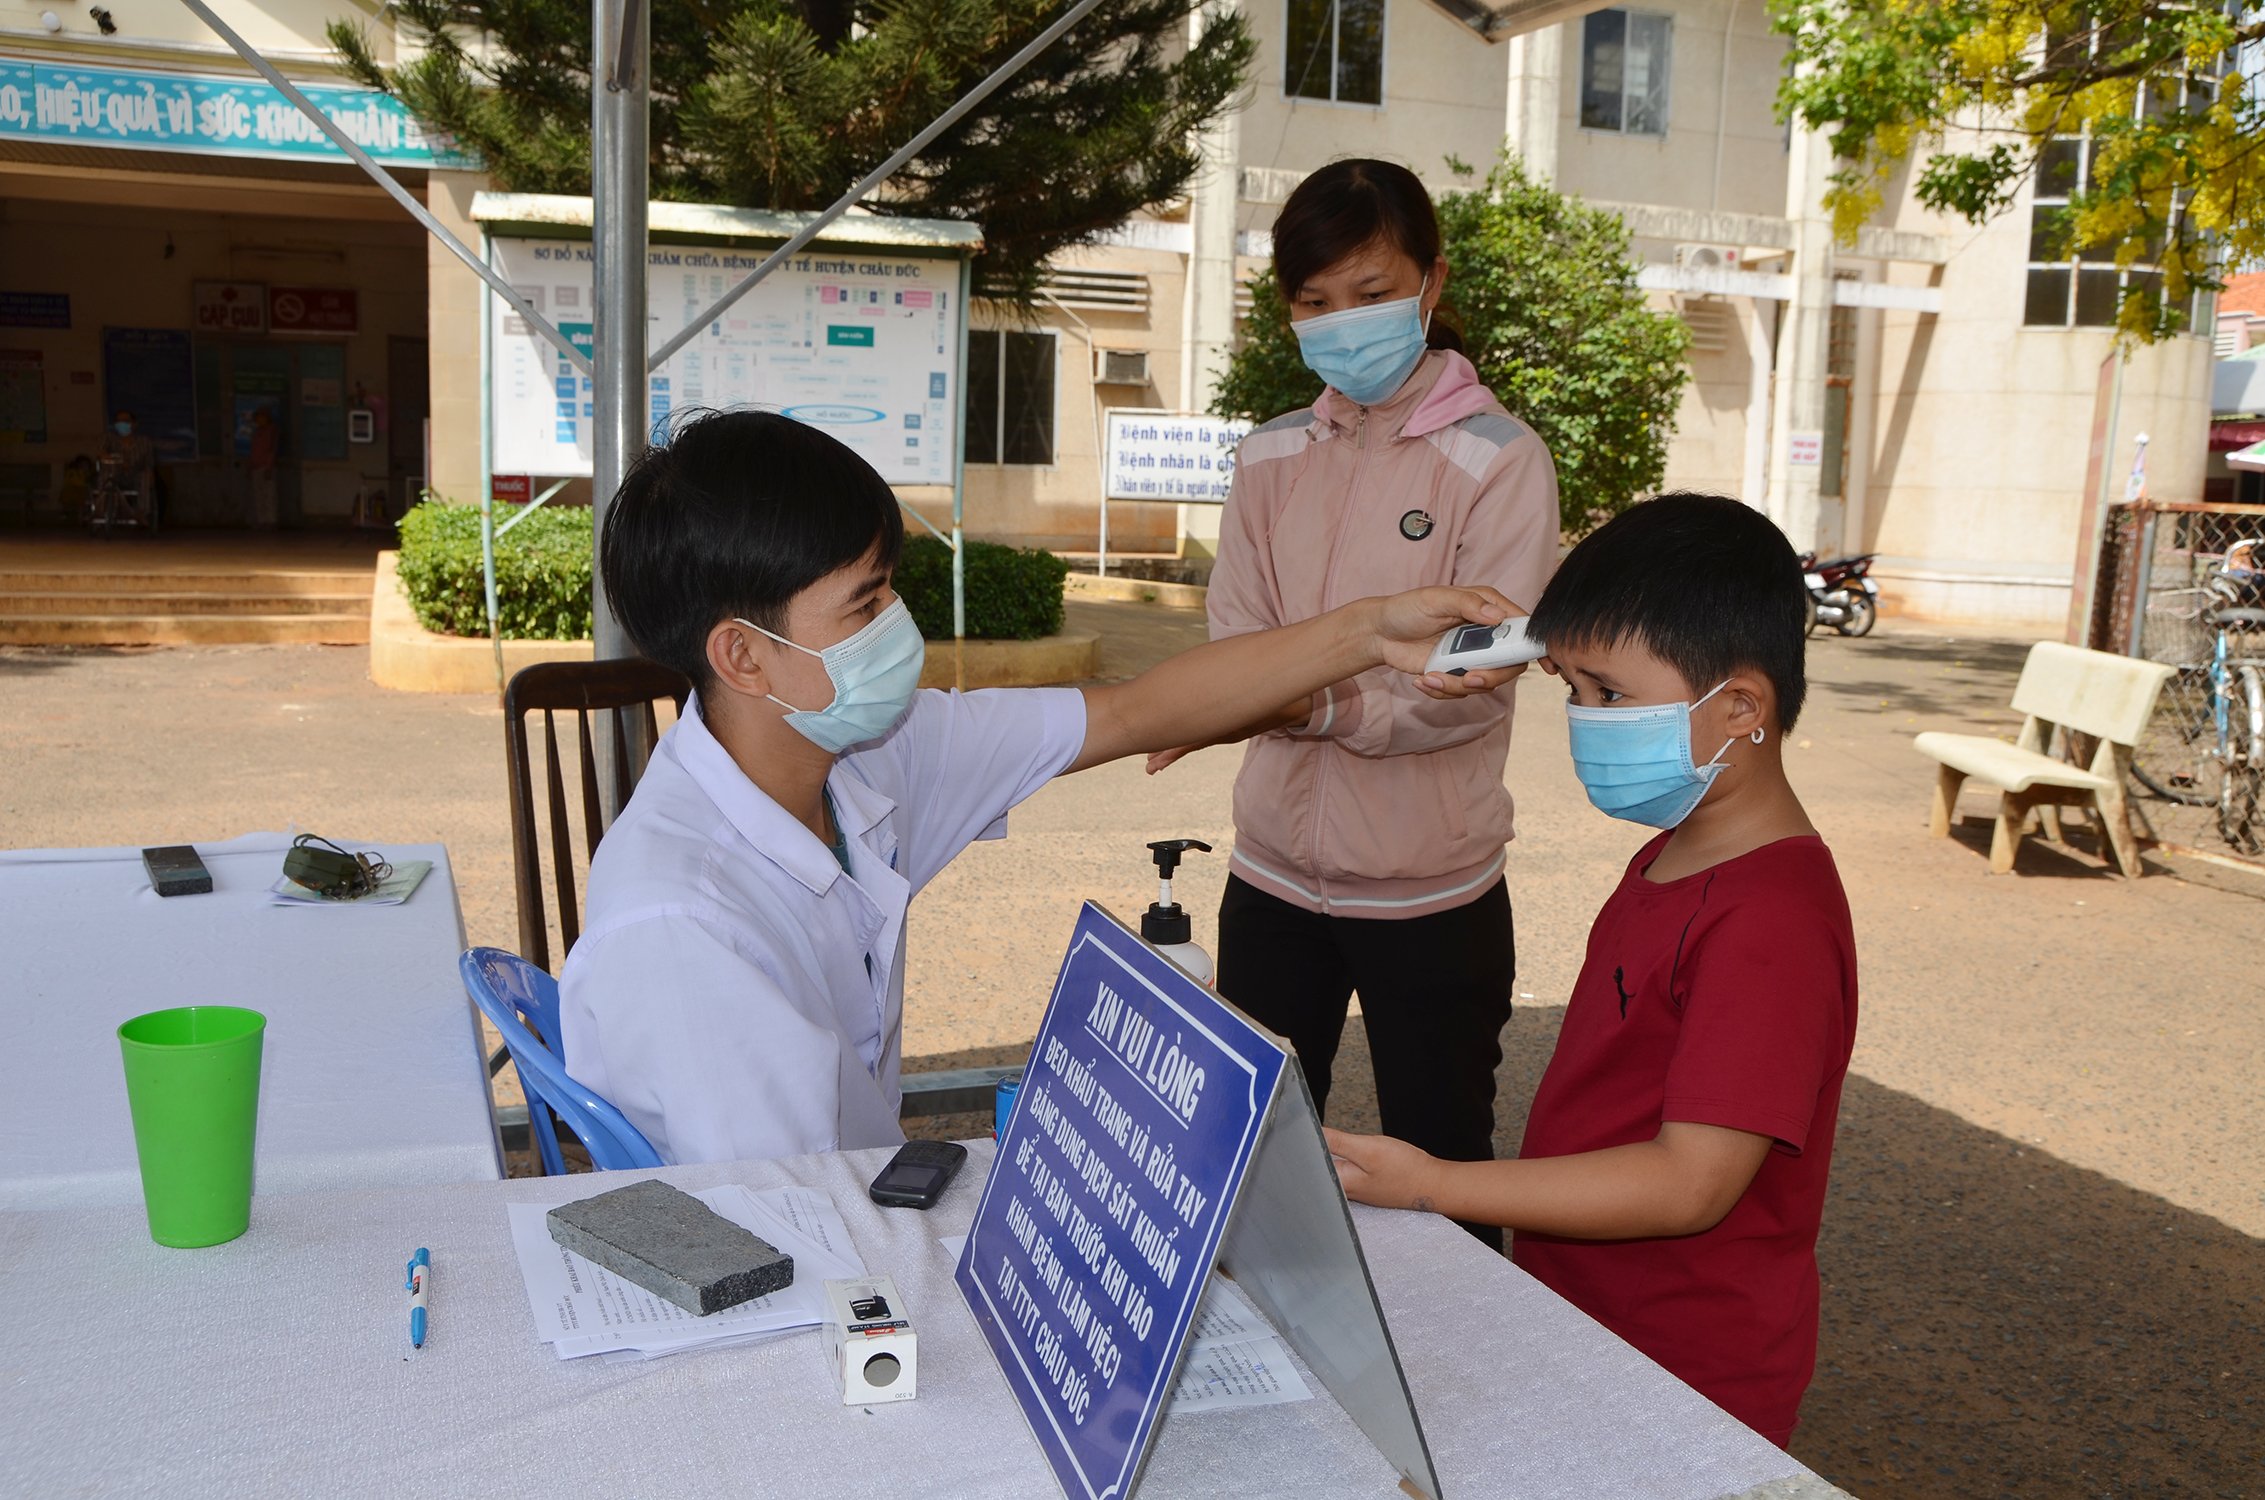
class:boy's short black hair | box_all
[600,409,904,691]
[1528,493,1810,730]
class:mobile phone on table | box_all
[868,1140,968,1209]
[141,844,212,897]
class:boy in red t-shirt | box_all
[1327,493,1858,1447]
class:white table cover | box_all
[0,832,503,1210]
[0,1143,1842,1500]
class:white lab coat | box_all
[559,685,1087,1165]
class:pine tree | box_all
[331,0,1253,296]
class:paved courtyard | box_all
[2,600,2258,1495]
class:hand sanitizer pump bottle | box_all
[1141,839,1214,986]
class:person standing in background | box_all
[248,405,280,528]
[1152,159,1560,1249]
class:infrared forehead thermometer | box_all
[1423,615,1544,676]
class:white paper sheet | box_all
[1167,1276,1314,1412]
[1170,1335,1314,1410]
[511,1183,864,1360]
[937,1238,1316,1417]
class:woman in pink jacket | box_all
[1188,159,1558,1248]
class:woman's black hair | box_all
[599,408,905,693]
[1527,493,1811,731]
[1271,158,1463,354]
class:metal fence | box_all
[2097,499,2265,862]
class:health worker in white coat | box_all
[559,409,1521,1166]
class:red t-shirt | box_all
[1511,833,1857,1446]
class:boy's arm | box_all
[1324,1123,1773,1241]
[1068,586,1515,775]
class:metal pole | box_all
[951,256,972,689]
[592,0,650,677]
[586,0,651,817]
[481,237,504,698]
[495,478,574,537]
[646,0,1110,373]
[174,0,592,379]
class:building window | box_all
[2023,62,2221,329]
[965,330,1056,466]
[1580,10,1671,137]
[1284,0,1384,106]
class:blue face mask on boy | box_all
[739,598,925,754]
[1566,680,1764,830]
[1293,275,1431,406]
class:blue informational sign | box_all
[0,59,475,168]
[101,328,197,463]
[0,291,69,329]
[956,904,1288,1500]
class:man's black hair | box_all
[1527,493,1810,730]
[600,409,905,691]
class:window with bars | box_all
[2023,71,2220,329]
[964,330,1056,467]
[1284,0,1384,106]
[1580,10,1671,137]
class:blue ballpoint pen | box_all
[406,1248,430,1348]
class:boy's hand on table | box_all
[1366,586,1530,700]
[1324,1127,1448,1213]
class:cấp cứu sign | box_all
[956,903,1287,1500]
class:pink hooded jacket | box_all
[1208,349,1559,917]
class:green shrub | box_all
[895,534,1069,641]
[396,499,594,641]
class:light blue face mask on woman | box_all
[1565,681,1764,829]
[738,598,925,754]
[1292,275,1431,406]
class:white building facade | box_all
[0,0,2213,629]
[981,0,2215,628]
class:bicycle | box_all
[2129,554,2265,853]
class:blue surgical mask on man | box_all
[1566,680,1765,829]
[1293,275,1431,406]
[113,421,132,436]
[738,598,925,754]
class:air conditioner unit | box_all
[1673,243,1741,272]
[1094,348,1151,385]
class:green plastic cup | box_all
[116,1006,267,1248]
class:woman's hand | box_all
[1324,1127,1449,1212]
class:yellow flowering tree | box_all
[1774,0,2261,339]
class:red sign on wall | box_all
[492,474,530,504]
[268,287,359,334]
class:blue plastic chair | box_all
[459,947,663,1174]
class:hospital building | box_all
[0,0,2216,631]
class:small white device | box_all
[825,1275,918,1405]
[1422,616,1544,676]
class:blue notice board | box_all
[101,327,198,462]
[956,903,1287,1500]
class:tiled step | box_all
[0,570,371,596]
[0,590,368,617]
[0,613,369,646]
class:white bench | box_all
[1913,641,2174,879]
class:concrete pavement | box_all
[2,601,2258,1494]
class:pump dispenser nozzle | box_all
[1142,839,1212,947]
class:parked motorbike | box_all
[1800,552,1880,637]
